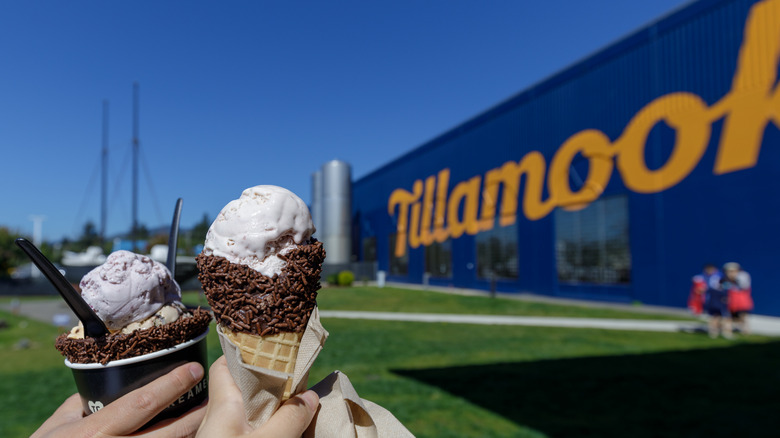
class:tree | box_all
[145,233,169,253]
[39,241,59,263]
[132,223,150,241]
[78,221,101,248]
[180,213,211,255]
[61,221,103,254]
[0,227,24,278]
[191,214,210,241]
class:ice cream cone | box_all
[223,327,304,400]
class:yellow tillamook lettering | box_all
[713,0,780,174]
[408,188,423,249]
[447,176,481,239]
[548,130,614,209]
[433,168,451,243]
[615,93,711,193]
[387,0,780,257]
[479,152,553,227]
[418,174,437,246]
[388,180,422,257]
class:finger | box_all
[199,356,248,430]
[141,400,208,438]
[205,356,241,405]
[93,362,205,436]
[191,356,248,437]
[253,390,319,438]
[31,394,84,438]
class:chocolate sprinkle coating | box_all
[55,308,212,365]
[196,240,324,336]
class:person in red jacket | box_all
[722,262,754,334]
[689,264,719,316]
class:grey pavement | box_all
[0,299,80,329]
[319,310,780,336]
[4,298,780,336]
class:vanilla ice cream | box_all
[78,250,181,332]
[203,185,315,277]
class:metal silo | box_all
[321,160,351,266]
[310,170,323,238]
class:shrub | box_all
[326,273,339,285]
[337,270,355,286]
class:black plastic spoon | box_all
[15,238,109,338]
[166,198,183,278]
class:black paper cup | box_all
[65,328,209,424]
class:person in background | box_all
[703,264,732,339]
[689,264,719,316]
[722,262,754,334]
[688,276,705,315]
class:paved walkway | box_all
[319,310,780,336]
[0,299,80,329]
[6,299,780,336]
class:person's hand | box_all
[32,362,207,438]
[196,356,319,438]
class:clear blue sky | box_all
[0,0,687,242]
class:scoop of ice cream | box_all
[203,185,315,277]
[67,302,187,339]
[79,250,181,331]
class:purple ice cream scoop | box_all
[79,250,180,331]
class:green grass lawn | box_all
[183,286,695,321]
[1,301,775,438]
[0,310,77,438]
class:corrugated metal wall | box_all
[351,0,780,315]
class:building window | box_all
[425,240,452,278]
[555,195,631,284]
[476,224,518,279]
[388,233,408,276]
[362,237,377,262]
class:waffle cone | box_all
[223,327,304,400]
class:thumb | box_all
[253,390,319,438]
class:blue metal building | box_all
[350,0,780,315]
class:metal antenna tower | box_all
[101,100,109,242]
[132,82,139,251]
